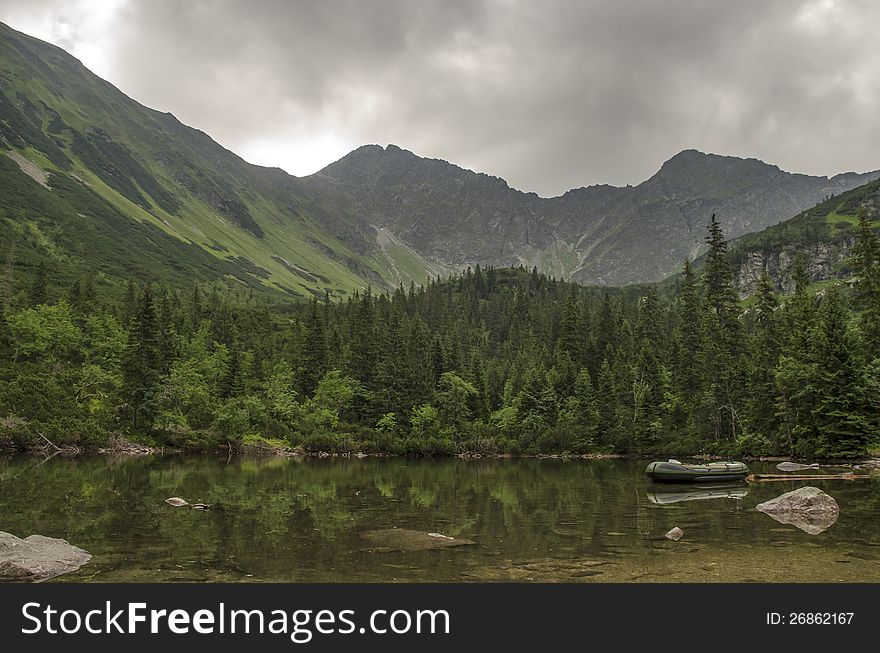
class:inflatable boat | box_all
[645,459,749,483]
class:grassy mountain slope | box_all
[0,22,428,300]
[2,21,878,299]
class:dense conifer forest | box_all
[1,215,879,458]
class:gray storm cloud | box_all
[0,0,878,195]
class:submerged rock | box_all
[360,529,474,552]
[665,527,684,541]
[755,486,839,535]
[0,532,91,582]
[164,497,210,510]
[776,462,820,472]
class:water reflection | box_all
[0,454,878,582]
[646,483,750,505]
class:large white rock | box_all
[776,462,819,472]
[664,527,684,541]
[755,486,839,535]
[0,531,92,581]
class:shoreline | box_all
[1,439,876,467]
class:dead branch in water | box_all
[35,431,81,456]
[36,431,61,452]
[747,472,871,482]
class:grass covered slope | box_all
[0,21,431,299]
[3,20,878,301]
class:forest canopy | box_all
[1,214,879,459]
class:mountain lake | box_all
[1,455,878,582]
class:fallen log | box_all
[747,472,871,482]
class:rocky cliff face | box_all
[314,146,880,287]
[728,177,880,297]
[734,239,855,297]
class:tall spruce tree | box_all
[852,209,880,359]
[220,346,244,399]
[813,287,873,457]
[775,256,821,455]
[121,284,161,432]
[701,215,744,440]
[596,358,619,449]
[674,260,703,411]
[301,298,328,395]
[747,269,780,445]
[557,291,583,366]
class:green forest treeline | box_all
[1,214,879,458]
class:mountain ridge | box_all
[2,20,879,296]
[315,142,879,285]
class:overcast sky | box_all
[1,0,878,196]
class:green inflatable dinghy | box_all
[645,459,749,483]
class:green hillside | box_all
[0,22,436,301]
[3,20,878,304]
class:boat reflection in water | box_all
[646,483,750,505]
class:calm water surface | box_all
[1,455,879,582]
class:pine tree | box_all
[568,367,598,450]
[300,298,328,395]
[220,346,243,399]
[784,255,816,353]
[123,279,138,327]
[430,337,445,382]
[28,263,48,306]
[703,214,740,338]
[516,365,557,447]
[674,259,703,409]
[809,286,873,457]
[632,336,664,451]
[190,285,203,327]
[852,209,880,359]
[747,269,780,443]
[121,284,161,432]
[596,358,620,449]
[402,315,433,412]
[775,256,820,456]
[348,289,377,385]
[591,293,616,375]
[557,291,582,365]
[700,215,744,440]
[636,286,665,354]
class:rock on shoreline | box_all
[0,532,92,581]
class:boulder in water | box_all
[776,462,820,472]
[360,529,474,552]
[0,532,91,581]
[664,527,684,541]
[755,486,839,535]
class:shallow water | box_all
[1,455,879,582]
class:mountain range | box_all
[1,21,878,298]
